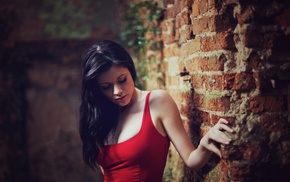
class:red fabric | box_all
[97,92,170,182]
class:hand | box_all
[199,118,233,158]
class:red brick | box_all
[164,6,177,19]
[180,38,201,59]
[163,44,179,58]
[209,54,226,71]
[161,20,176,44]
[176,9,191,28]
[178,25,192,43]
[186,54,225,72]
[191,74,224,91]
[232,73,256,91]
[180,0,193,9]
[275,8,290,28]
[191,109,211,125]
[191,74,204,89]
[252,72,272,90]
[165,0,175,6]
[201,31,236,51]
[213,14,231,32]
[245,51,264,70]
[250,95,284,113]
[223,73,235,90]
[191,1,200,17]
[210,115,235,125]
[193,93,231,112]
[236,6,254,25]
[227,162,250,181]
[216,31,236,50]
[192,16,211,34]
[244,27,263,48]
[205,96,231,112]
[261,113,288,132]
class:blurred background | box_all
[0,0,126,181]
[1,0,290,181]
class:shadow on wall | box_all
[1,40,105,182]
[0,0,121,181]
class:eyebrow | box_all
[99,73,127,85]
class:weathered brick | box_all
[223,73,235,90]
[176,9,191,28]
[163,44,179,58]
[261,113,288,132]
[191,109,211,125]
[245,51,264,70]
[201,31,236,51]
[180,0,193,9]
[236,6,254,25]
[165,0,175,6]
[252,72,273,91]
[193,93,231,112]
[191,74,224,91]
[210,115,235,125]
[250,95,285,113]
[180,38,201,59]
[227,162,250,181]
[206,96,231,112]
[275,8,290,27]
[244,27,263,48]
[178,25,193,43]
[191,1,200,17]
[164,6,177,19]
[232,73,256,91]
[216,31,236,50]
[213,14,231,32]
[192,16,211,34]
[161,20,176,44]
[186,54,225,72]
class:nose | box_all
[113,84,122,96]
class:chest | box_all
[105,106,144,145]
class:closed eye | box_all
[118,77,127,84]
[100,84,111,90]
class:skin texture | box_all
[97,65,233,171]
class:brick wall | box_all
[159,0,290,181]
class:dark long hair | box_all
[79,40,136,170]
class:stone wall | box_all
[159,0,290,181]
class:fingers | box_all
[210,128,231,145]
[200,118,234,158]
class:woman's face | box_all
[97,65,135,107]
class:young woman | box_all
[79,40,233,181]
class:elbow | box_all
[188,164,203,172]
[184,161,204,172]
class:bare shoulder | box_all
[149,89,173,104]
[149,89,178,114]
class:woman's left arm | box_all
[150,90,233,171]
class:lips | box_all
[115,95,126,101]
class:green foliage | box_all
[120,1,164,89]
[120,1,163,53]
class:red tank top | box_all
[97,92,170,182]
